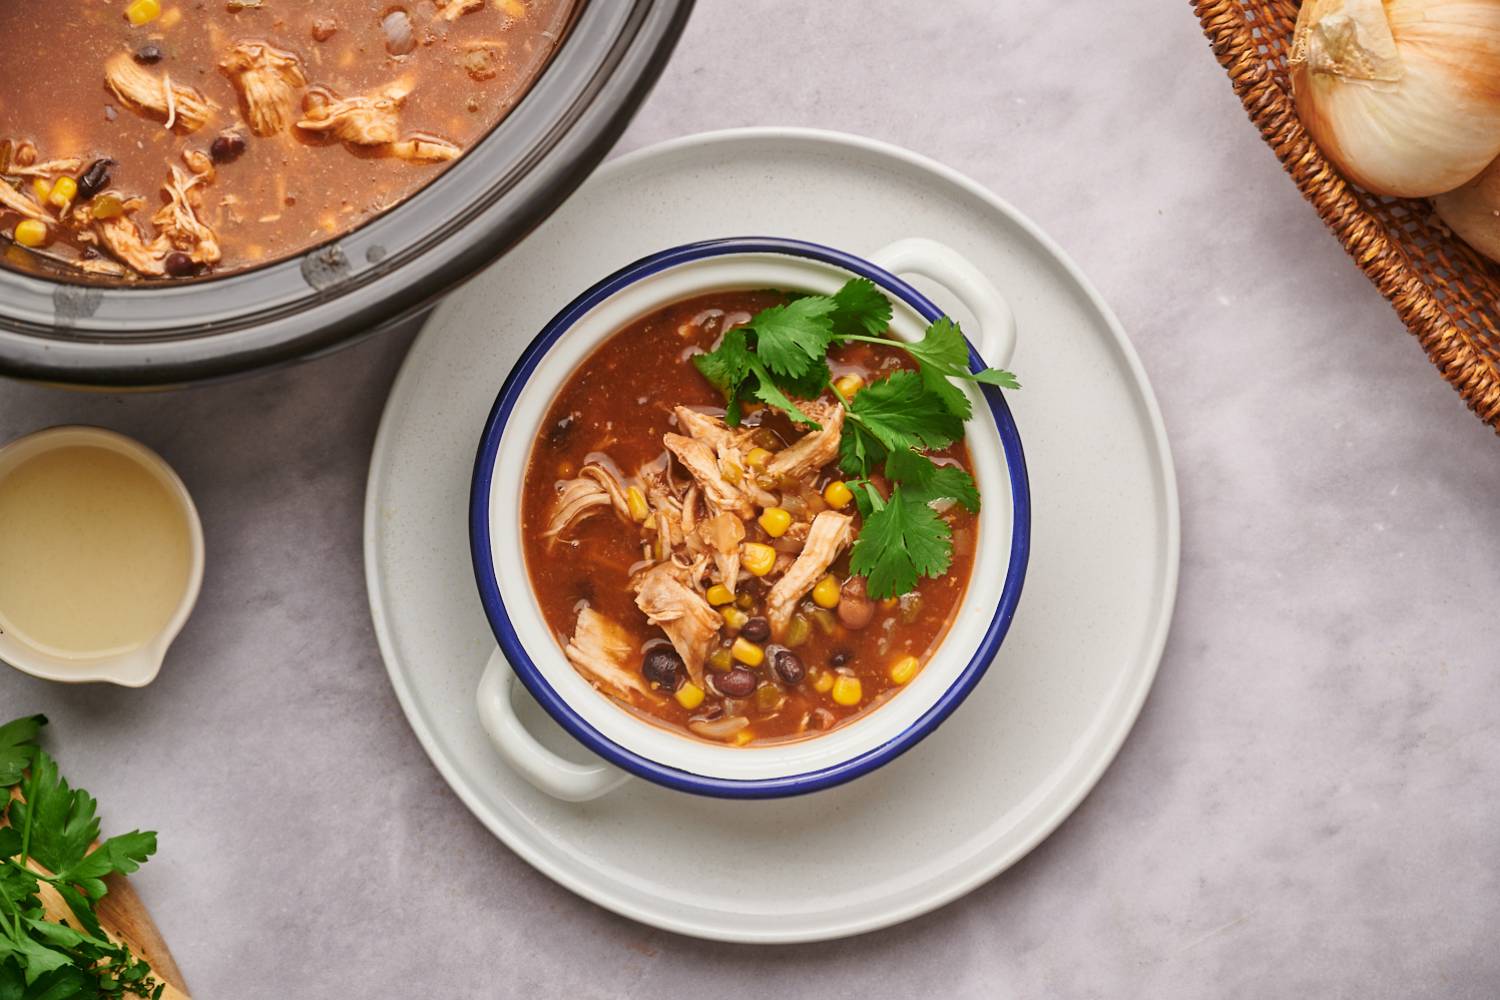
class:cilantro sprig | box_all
[692,279,1018,599]
[0,716,164,1000]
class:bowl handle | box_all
[869,238,1018,368]
[476,649,630,802]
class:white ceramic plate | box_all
[364,128,1179,943]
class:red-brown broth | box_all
[521,290,978,745]
[0,0,575,279]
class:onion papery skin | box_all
[1291,0,1500,198]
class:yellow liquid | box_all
[0,445,192,659]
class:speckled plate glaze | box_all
[364,128,1180,943]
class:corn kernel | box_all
[721,461,742,485]
[813,671,834,694]
[731,637,764,667]
[731,730,754,747]
[823,480,854,509]
[746,447,773,469]
[742,542,776,577]
[831,676,863,706]
[12,220,47,248]
[48,177,77,210]
[31,179,51,203]
[91,194,125,220]
[880,596,900,611]
[722,607,748,630]
[812,575,841,609]
[889,655,920,685]
[675,683,705,710]
[734,591,755,611]
[758,507,792,538]
[625,486,649,522]
[834,374,865,398]
[125,0,162,25]
[706,584,734,607]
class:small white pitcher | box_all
[0,426,204,688]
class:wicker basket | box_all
[1194,0,1500,431]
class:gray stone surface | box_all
[3,2,1498,997]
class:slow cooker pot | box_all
[0,0,695,388]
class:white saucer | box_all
[363,128,1179,943]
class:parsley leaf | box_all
[0,719,164,1000]
[830,278,893,339]
[849,484,955,600]
[846,370,963,451]
[0,717,44,789]
[747,297,835,379]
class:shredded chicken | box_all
[672,406,758,453]
[7,158,83,178]
[766,511,854,638]
[386,135,463,162]
[297,81,411,146]
[220,41,307,137]
[565,609,658,702]
[633,563,722,687]
[96,213,167,277]
[545,462,631,541]
[104,52,214,133]
[663,433,756,519]
[436,0,484,19]
[0,183,47,222]
[767,401,845,481]
[152,166,221,265]
[697,512,746,593]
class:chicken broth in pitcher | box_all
[0,0,576,280]
[521,291,979,746]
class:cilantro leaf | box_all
[692,327,752,399]
[918,363,972,422]
[903,316,1020,411]
[748,363,821,427]
[885,449,980,513]
[748,297,835,379]
[58,832,156,902]
[830,279,893,339]
[849,485,954,600]
[970,368,1021,389]
[838,420,887,479]
[0,717,44,789]
[847,371,963,451]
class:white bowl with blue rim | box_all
[470,236,1030,800]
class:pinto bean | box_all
[837,576,875,629]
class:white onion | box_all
[1435,155,1500,261]
[1290,0,1500,197]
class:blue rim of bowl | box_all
[470,236,1031,798]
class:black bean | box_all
[714,667,757,699]
[740,616,770,643]
[163,252,197,277]
[828,649,851,667]
[641,648,683,690]
[75,159,113,201]
[771,647,805,686]
[134,44,164,64]
[210,133,247,165]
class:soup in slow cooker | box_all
[0,0,576,280]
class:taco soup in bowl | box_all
[472,237,1030,799]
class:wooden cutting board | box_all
[35,875,190,1000]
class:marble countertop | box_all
[3,2,1498,996]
